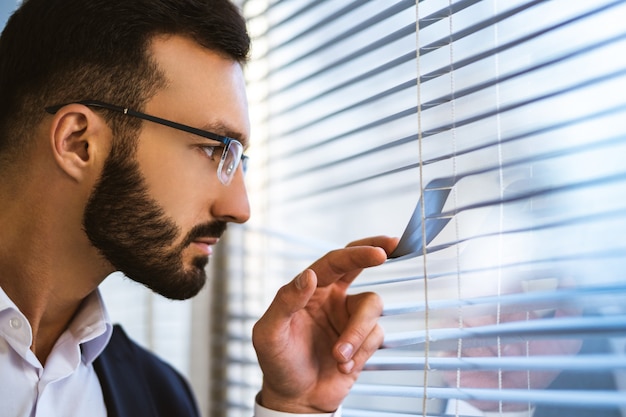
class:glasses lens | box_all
[217,139,243,185]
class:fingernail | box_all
[295,272,306,290]
[338,342,354,360]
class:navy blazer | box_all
[93,325,200,417]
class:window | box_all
[0,1,18,28]
[217,0,626,416]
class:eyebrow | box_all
[200,121,249,149]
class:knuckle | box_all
[363,325,385,354]
[354,291,384,313]
[367,325,384,345]
[352,326,384,369]
[349,325,369,342]
[275,282,291,304]
[251,320,266,350]
[366,291,384,310]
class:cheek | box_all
[136,138,211,227]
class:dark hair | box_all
[0,0,250,165]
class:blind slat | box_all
[365,354,626,372]
[382,282,626,316]
[382,315,626,349]
[237,1,626,415]
[350,385,626,408]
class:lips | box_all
[184,221,227,256]
[192,238,220,256]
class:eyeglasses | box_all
[45,99,248,186]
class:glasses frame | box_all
[45,99,248,185]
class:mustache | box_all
[182,221,228,247]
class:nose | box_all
[210,166,250,224]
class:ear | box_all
[48,104,111,182]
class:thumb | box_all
[266,269,318,321]
[253,269,317,353]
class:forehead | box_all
[145,34,250,146]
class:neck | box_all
[0,253,88,364]
[0,181,112,365]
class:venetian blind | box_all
[220,0,626,416]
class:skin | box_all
[0,34,396,413]
[254,235,397,413]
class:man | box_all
[0,0,398,415]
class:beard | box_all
[83,144,227,300]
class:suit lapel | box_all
[93,325,158,417]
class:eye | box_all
[200,145,222,160]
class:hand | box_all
[252,235,398,414]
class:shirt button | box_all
[9,317,23,329]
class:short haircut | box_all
[0,0,250,165]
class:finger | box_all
[333,292,384,365]
[335,236,399,286]
[346,235,399,255]
[339,323,384,374]
[273,269,317,318]
[253,269,317,339]
[308,244,390,288]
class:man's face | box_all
[84,35,250,300]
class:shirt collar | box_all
[70,289,113,364]
[0,285,113,365]
[0,285,33,352]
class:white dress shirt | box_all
[0,286,112,417]
[0,285,338,417]
[255,401,340,416]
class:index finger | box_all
[346,235,399,253]
[308,235,398,287]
